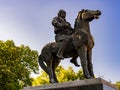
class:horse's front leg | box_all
[87,49,95,78]
[77,45,92,79]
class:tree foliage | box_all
[32,65,84,86]
[115,81,120,90]
[0,40,39,90]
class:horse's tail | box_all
[38,55,49,74]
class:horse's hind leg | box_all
[42,54,56,83]
[77,45,92,79]
[47,59,58,83]
[87,50,95,78]
[39,55,55,83]
[52,58,61,83]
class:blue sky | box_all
[0,0,120,83]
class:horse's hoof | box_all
[50,79,58,83]
[85,75,93,79]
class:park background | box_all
[0,0,120,83]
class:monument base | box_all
[23,78,118,90]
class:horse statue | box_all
[38,9,101,83]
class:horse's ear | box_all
[77,9,85,19]
[82,9,85,11]
[78,9,84,13]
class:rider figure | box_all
[52,9,79,67]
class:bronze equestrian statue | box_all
[39,9,101,83]
[52,9,79,67]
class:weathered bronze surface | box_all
[52,9,79,67]
[39,9,101,83]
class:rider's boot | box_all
[70,58,80,67]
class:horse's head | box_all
[77,9,101,22]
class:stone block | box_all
[23,78,118,90]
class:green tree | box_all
[115,81,120,90]
[32,71,49,86]
[0,40,39,90]
[56,66,78,82]
[32,65,84,86]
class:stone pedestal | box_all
[23,78,118,90]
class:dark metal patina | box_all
[39,9,101,83]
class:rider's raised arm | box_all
[52,17,63,28]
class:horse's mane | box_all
[74,11,83,29]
